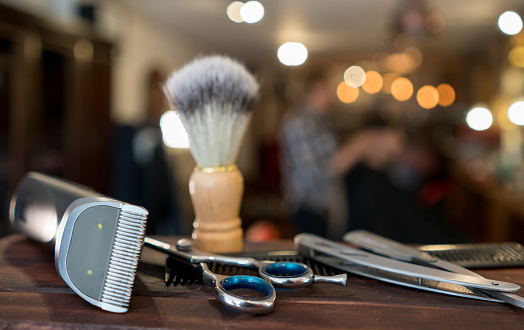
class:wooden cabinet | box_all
[0,4,113,236]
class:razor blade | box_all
[10,172,148,313]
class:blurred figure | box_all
[278,72,457,243]
[278,73,371,239]
[111,69,184,235]
[343,122,461,244]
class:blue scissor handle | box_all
[201,263,276,314]
[258,261,347,288]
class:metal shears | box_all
[144,237,347,314]
[295,232,522,307]
[342,230,524,308]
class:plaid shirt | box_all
[278,104,338,214]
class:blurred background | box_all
[1,0,524,243]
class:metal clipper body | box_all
[9,172,148,313]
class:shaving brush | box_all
[164,55,259,253]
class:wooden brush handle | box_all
[189,165,243,253]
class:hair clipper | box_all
[9,172,148,313]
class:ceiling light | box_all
[160,111,190,149]
[362,71,383,94]
[498,11,523,35]
[240,1,264,24]
[436,84,455,107]
[337,81,359,104]
[508,101,524,125]
[382,73,399,94]
[227,2,244,23]
[417,85,439,109]
[466,107,493,131]
[277,42,308,66]
[344,66,366,88]
[509,46,524,67]
[391,77,413,101]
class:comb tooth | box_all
[100,206,147,313]
[173,273,181,286]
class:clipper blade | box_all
[55,200,148,313]
[100,205,148,312]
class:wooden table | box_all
[1,234,524,329]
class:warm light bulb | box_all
[498,11,523,35]
[466,107,493,131]
[362,71,383,94]
[227,1,244,23]
[509,46,524,67]
[508,101,524,125]
[344,66,366,88]
[160,111,190,149]
[391,77,413,101]
[240,1,264,24]
[436,84,455,107]
[417,85,439,109]
[337,81,359,104]
[277,42,308,66]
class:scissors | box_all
[144,237,347,314]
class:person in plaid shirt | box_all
[278,74,362,238]
[278,73,408,239]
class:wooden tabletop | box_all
[1,234,524,329]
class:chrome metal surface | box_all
[295,233,520,292]
[144,236,347,314]
[344,230,524,309]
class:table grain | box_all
[1,234,524,329]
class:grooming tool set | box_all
[163,55,259,253]
[144,237,347,314]
[295,231,524,308]
[164,250,343,286]
[7,54,524,315]
[8,172,524,314]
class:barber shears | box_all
[144,237,347,314]
[296,232,523,307]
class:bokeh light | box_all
[509,46,524,67]
[227,2,244,23]
[436,84,455,107]
[508,101,524,125]
[160,111,190,149]
[382,73,399,94]
[240,1,264,23]
[344,66,366,88]
[498,11,523,35]
[277,42,308,66]
[425,12,446,33]
[466,107,493,131]
[391,77,413,101]
[402,47,423,69]
[362,70,383,94]
[337,81,359,104]
[417,85,439,109]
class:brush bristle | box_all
[163,55,259,167]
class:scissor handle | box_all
[201,263,275,314]
[257,261,347,288]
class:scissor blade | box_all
[343,230,475,275]
[314,255,504,304]
[144,237,193,260]
[295,233,520,292]
[343,230,524,308]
